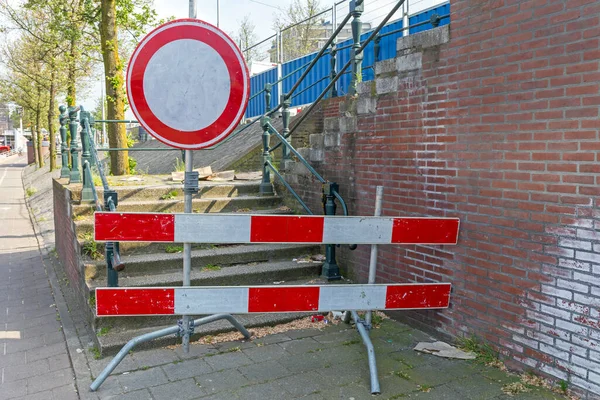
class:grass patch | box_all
[98,327,111,336]
[81,232,102,260]
[91,347,101,360]
[393,370,411,380]
[165,245,184,254]
[558,380,568,394]
[73,215,85,221]
[502,382,531,396]
[173,157,185,172]
[140,366,149,371]
[457,336,499,365]
[417,384,432,393]
[89,295,96,308]
[92,174,102,187]
[202,264,221,272]
[26,187,37,197]
[160,190,179,200]
[342,339,360,346]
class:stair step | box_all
[89,260,323,290]
[95,312,316,357]
[73,195,280,216]
[85,244,322,278]
[95,180,262,202]
[74,207,295,238]
[92,277,338,356]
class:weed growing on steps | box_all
[201,264,221,272]
[26,187,37,197]
[173,157,185,172]
[457,335,500,366]
[165,245,184,253]
[160,190,179,200]
[81,232,102,260]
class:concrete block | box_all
[397,25,450,54]
[298,148,310,159]
[356,81,372,95]
[324,133,340,148]
[357,97,377,115]
[309,134,324,148]
[324,117,339,132]
[339,117,357,133]
[375,59,396,75]
[310,148,324,162]
[396,52,422,72]
[376,76,398,95]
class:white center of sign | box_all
[143,39,231,132]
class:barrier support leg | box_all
[90,314,251,392]
[351,311,381,395]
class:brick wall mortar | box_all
[282,3,600,396]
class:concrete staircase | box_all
[74,178,326,355]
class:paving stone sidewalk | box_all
[78,320,565,400]
[0,156,78,400]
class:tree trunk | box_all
[67,38,77,107]
[48,68,57,170]
[36,108,44,168]
[100,0,128,175]
[30,115,38,167]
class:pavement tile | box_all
[132,348,181,369]
[102,388,153,400]
[311,329,357,345]
[0,351,27,368]
[173,343,219,359]
[320,382,377,400]
[238,359,293,383]
[285,328,324,340]
[26,368,74,394]
[117,366,169,392]
[1,359,50,383]
[233,381,288,400]
[275,370,330,397]
[161,358,213,381]
[195,369,250,394]
[242,343,288,363]
[51,384,79,400]
[277,337,324,355]
[253,333,291,346]
[0,378,28,400]
[203,351,254,371]
[149,378,206,400]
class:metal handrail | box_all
[265,121,326,184]
[265,160,313,214]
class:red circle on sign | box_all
[126,19,250,150]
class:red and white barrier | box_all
[96,283,451,316]
[94,213,460,245]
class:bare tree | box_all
[236,16,263,63]
[272,0,326,62]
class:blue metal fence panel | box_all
[246,67,279,118]
[283,52,331,107]
[244,3,450,116]
[409,3,450,34]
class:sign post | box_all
[125,9,250,353]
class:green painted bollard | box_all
[81,161,95,202]
[281,94,291,161]
[349,0,364,95]
[80,110,92,167]
[259,115,274,196]
[321,182,341,281]
[68,106,82,184]
[59,106,70,178]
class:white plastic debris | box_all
[414,341,476,360]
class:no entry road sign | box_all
[127,19,250,150]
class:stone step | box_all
[94,311,318,357]
[88,260,323,331]
[74,207,295,238]
[85,243,322,278]
[72,195,280,216]
[94,180,262,202]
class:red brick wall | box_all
[53,179,85,298]
[284,1,600,396]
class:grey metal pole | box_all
[351,311,381,394]
[182,0,197,354]
[217,0,220,27]
[365,186,383,328]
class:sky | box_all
[78,0,444,116]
